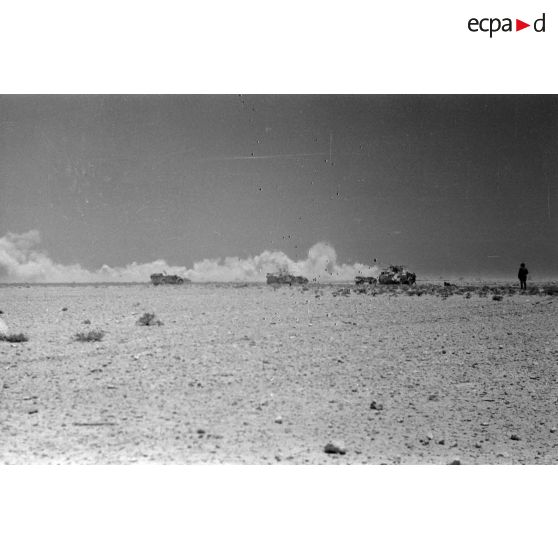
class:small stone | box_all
[438,439,445,445]
[510,434,520,441]
[370,401,383,411]
[324,441,346,455]
[474,442,482,449]
[550,427,557,433]
[274,416,283,424]
[83,319,91,324]
[62,307,68,311]
[196,428,206,436]
[480,422,489,427]
[448,458,461,465]
[428,394,439,401]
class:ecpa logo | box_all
[468,13,546,37]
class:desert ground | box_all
[0,282,557,464]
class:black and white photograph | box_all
[1,94,557,464]
[1,2,557,557]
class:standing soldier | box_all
[518,263,528,290]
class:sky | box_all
[0,95,557,282]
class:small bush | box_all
[0,333,29,343]
[137,312,163,326]
[74,330,105,342]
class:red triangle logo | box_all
[516,19,530,31]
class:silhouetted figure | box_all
[518,263,528,290]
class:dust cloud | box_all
[0,231,378,283]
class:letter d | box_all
[534,13,545,32]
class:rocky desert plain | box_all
[0,281,557,464]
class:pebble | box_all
[510,434,521,441]
[274,416,283,424]
[438,439,445,445]
[324,441,346,455]
[551,427,557,434]
[474,442,482,449]
[448,458,461,465]
[370,401,383,411]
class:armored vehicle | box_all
[378,265,416,285]
[266,272,309,286]
[150,273,190,286]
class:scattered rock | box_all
[324,441,346,455]
[83,319,91,324]
[492,295,503,301]
[550,427,557,434]
[510,434,521,441]
[61,307,68,311]
[438,439,445,445]
[474,442,482,449]
[137,312,163,326]
[370,401,383,411]
[196,428,206,436]
[448,458,461,465]
[274,416,283,424]
[428,394,439,401]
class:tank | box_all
[150,273,190,286]
[378,265,416,285]
[266,272,309,286]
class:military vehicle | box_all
[150,273,190,286]
[378,265,416,285]
[355,276,378,285]
[266,272,309,286]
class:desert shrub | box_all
[137,312,163,326]
[0,333,29,343]
[73,329,105,342]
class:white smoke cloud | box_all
[0,230,378,283]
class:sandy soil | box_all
[0,283,557,464]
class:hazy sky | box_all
[1,95,557,280]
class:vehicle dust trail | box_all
[0,230,378,283]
